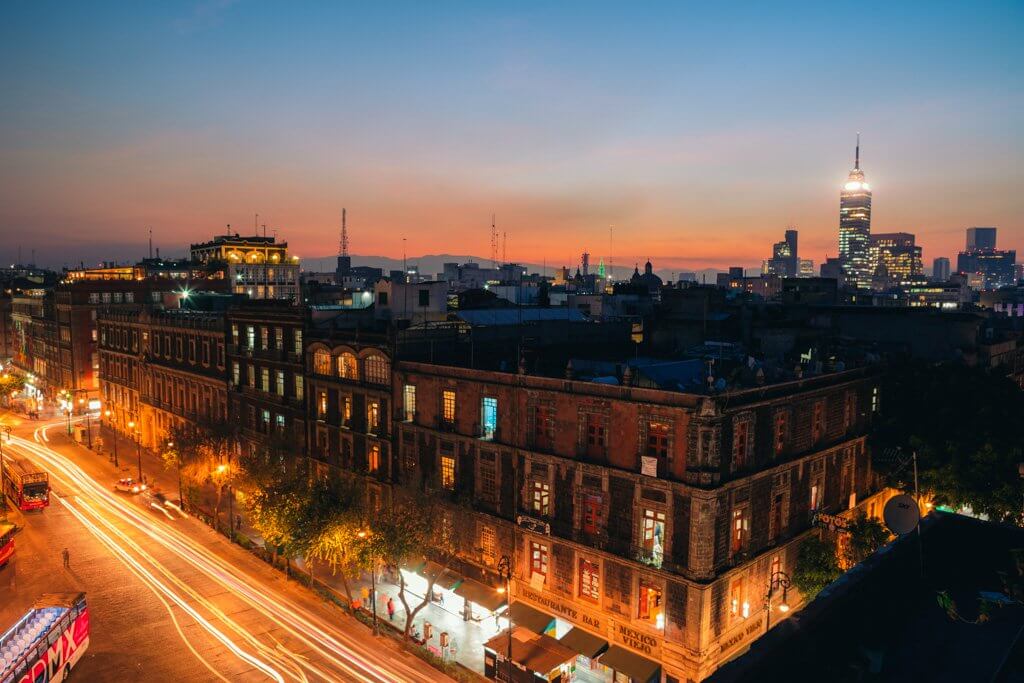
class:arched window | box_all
[364,354,390,385]
[313,349,331,376]
[337,352,358,380]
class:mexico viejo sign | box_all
[610,619,662,657]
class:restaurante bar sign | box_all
[517,585,604,632]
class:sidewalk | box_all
[71,425,493,675]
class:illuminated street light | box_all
[764,569,792,634]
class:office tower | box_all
[839,135,872,289]
[957,226,1016,289]
[764,229,799,277]
[966,227,997,251]
[932,257,951,282]
[869,232,923,282]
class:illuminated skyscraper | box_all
[839,135,872,289]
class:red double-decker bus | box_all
[0,593,89,683]
[1,454,48,511]
[0,523,14,567]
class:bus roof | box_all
[1,454,44,478]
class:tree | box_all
[245,466,309,575]
[304,475,371,604]
[0,374,24,403]
[872,360,1024,523]
[841,511,891,568]
[165,420,237,528]
[372,494,459,640]
[793,534,841,601]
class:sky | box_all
[1,1,1022,273]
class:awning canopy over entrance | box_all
[508,601,556,634]
[453,577,506,612]
[598,645,661,683]
[558,627,609,659]
[485,626,576,677]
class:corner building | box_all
[392,362,884,682]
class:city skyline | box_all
[1,2,1022,270]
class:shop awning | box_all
[414,560,463,591]
[598,645,661,683]
[508,601,556,634]
[558,628,608,659]
[485,626,576,676]
[453,577,507,612]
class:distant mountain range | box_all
[301,253,734,283]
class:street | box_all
[0,413,452,683]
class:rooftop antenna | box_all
[609,225,614,281]
[855,132,861,170]
[255,212,259,232]
[490,214,498,269]
[502,231,507,265]
[148,226,153,259]
[340,208,349,257]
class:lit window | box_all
[441,454,456,490]
[260,327,269,350]
[231,362,240,386]
[368,444,380,473]
[317,391,328,419]
[579,558,600,602]
[274,327,283,350]
[530,541,548,581]
[313,349,331,375]
[481,397,498,440]
[337,352,358,379]
[260,367,270,393]
[403,384,416,422]
[367,401,380,433]
[442,390,456,424]
[532,481,550,517]
[582,494,603,535]
[246,326,255,349]
[364,354,389,385]
[731,507,749,554]
[276,370,285,396]
[641,509,666,568]
[342,396,352,427]
[294,374,303,399]
[638,579,663,626]
[810,483,822,511]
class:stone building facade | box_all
[389,361,884,682]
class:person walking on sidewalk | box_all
[386,597,396,621]
[61,548,70,569]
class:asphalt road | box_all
[0,412,451,683]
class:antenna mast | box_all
[148,226,153,259]
[609,224,614,281]
[340,208,349,257]
[502,231,507,265]
[855,132,861,170]
[490,214,498,269]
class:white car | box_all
[114,478,147,494]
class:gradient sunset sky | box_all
[1,1,1021,272]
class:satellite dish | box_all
[883,494,920,535]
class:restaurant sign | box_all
[517,584,604,633]
[610,619,662,658]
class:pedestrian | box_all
[387,597,396,621]
[61,548,70,569]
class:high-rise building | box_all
[869,232,923,283]
[932,257,951,282]
[763,229,799,277]
[966,227,997,251]
[956,227,1017,290]
[839,135,872,289]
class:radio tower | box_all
[339,208,349,257]
[490,214,498,269]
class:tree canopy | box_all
[871,360,1024,523]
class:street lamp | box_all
[78,397,92,449]
[104,409,119,467]
[764,570,792,634]
[128,419,142,482]
[168,441,182,510]
[357,529,380,635]
[497,554,513,683]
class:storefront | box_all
[454,576,508,623]
[484,626,577,683]
[508,601,556,636]
[596,645,661,683]
[558,628,611,683]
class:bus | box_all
[1,454,48,511]
[0,592,89,683]
[0,523,13,567]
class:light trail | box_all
[10,423,445,683]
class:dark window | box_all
[418,289,430,307]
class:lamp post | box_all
[168,441,182,510]
[128,419,142,482]
[104,409,119,467]
[497,554,513,683]
[78,397,92,448]
[357,530,379,635]
[0,425,11,522]
[764,569,792,634]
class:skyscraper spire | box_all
[339,208,348,257]
[854,132,860,170]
